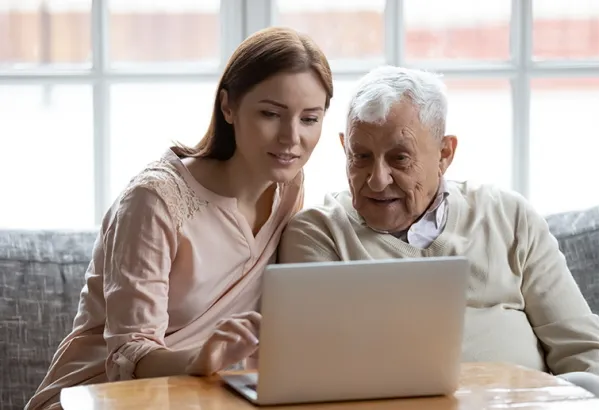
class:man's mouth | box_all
[367,197,400,204]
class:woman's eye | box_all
[302,117,319,125]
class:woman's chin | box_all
[266,167,302,184]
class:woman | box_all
[26,26,333,410]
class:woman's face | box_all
[221,70,328,184]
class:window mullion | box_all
[510,0,532,198]
[220,0,245,67]
[92,0,110,225]
[243,0,272,38]
[384,0,401,66]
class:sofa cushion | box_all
[546,206,599,314]
[0,229,98,410]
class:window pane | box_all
[530,78,599,215]
[0,0,92,68]
[533,0,599,60]
[0,85,94,229]
[109,83,217,202]
[108,0,220,66]
[303,79,354,206]
[404,0,510,61]
[443,79,512,189]
[274,0,385,62]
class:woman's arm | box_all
[102,184,180,380]
[103,182,262,380]
[134,347,197,378]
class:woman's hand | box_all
[186,311,261,375]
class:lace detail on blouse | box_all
[121,158,208,230]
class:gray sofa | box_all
[2,207,599,410]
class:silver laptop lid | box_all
[255,257,468,405]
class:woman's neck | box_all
[219,154,275,207]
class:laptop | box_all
[221,256,469,406]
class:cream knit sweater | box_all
[278,181,599,375]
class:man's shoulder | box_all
[289,190,355,229]
[448,179,529,211]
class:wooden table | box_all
[61,362,599,409]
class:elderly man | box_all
[278,65,599,395]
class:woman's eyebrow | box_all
[258,99,323,112]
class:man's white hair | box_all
[347,65,448,140]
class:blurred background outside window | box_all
[1,0,598,229]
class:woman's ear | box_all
[220,89,234,124]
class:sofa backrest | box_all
[546,206,599,314]
[0,206,598,410]
[0,229,98,410]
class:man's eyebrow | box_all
[348,142,369,151]
[392,140,415,151]
[258,99,323,112]
[390,134,416,150]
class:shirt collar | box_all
[425,177,449,217]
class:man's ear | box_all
[339,132,345,150]
[439,135,458,175]
[220,89,234,124]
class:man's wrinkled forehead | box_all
[347,119,416,150]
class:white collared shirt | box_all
[392,179,449,248]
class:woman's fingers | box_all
[231,311,262,329]
[216,319,259,345]
[210,329,241,344]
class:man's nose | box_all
[278,120,300,145]
[367,159,393,192]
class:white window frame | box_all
[1,0,598,225]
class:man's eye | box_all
[261,111,278,118]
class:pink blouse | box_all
[25,149,303,410]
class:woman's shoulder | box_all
[117,154,209,230]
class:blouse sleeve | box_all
[102,184,178,381]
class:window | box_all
[403,0,511,61]
[109,82,217,200]
[274,0,386,67]
[533,0,599,60]
[1,0,598,229]
[443,79,512,190]
[530,77,599,215]
[0,0,92,68]
[108,0,220,67]
[0,85,94,229]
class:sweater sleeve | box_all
[102,185,178,381]
[519,200,599,375]
[278,210,341,263]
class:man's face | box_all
[343,100,457,233]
